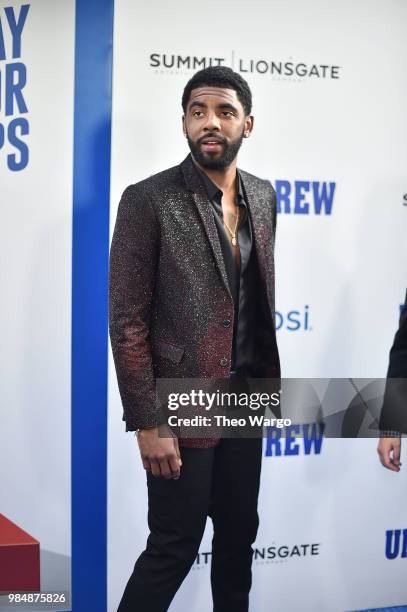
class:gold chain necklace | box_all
[223,206,239,246]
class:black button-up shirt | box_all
[192,162,259,372]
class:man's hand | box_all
[377,437,402,472]
[137,425,182,479]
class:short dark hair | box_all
[182,66,252,116]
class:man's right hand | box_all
[137,425,182,479]
[377,437,402,472]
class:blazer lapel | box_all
[180,155,232,300]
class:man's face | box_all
[183,87,253,170]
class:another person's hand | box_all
[377,437,402,472]
[137,425,182,479]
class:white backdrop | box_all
[108,1,407,611]
[0,0,74,603]
[1,1,405,611]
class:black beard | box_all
[186,130,244,170]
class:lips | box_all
[200,137,225,153]
[200,137,224,144]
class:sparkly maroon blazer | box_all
[109,154,280,448]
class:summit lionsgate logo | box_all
[193,541,321,570]
[149,52,341,80]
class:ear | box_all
[244,114,254,138]
[182,115,187,138]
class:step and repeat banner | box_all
[108,1,407,612]
[0,0,75,609]
[1,1,406,612]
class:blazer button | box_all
[220,357,228,367]
[222,319,231,328]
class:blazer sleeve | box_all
[386,291,407,379]
[109,184,163,431]
[266,181,278,327]
[379,290,407,435]
[253,180,281,382]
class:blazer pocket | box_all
[151,338,185,364]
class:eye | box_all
[192,110,204,118]
[222,111,234,117]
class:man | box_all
[109,66,280,612]
[378,291,407,471]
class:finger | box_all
[392,443,401,466]
[168,455,181,479]
[159,458,173,479]
[173,438,182,466]
[150,459,161,477]
[138,438,151,471]
[141,456,151,472]
[382,451,399,471]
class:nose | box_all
[203,111,221,132]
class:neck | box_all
[192,155,238,195]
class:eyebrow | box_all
[188,100,239,113]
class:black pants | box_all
[117,436,263,612]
